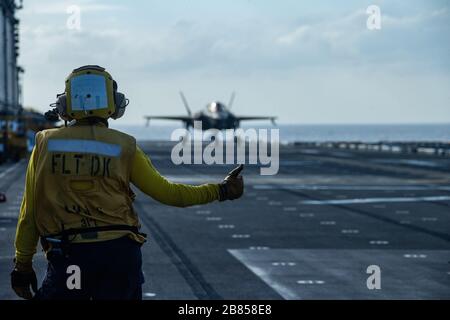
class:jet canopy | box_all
[207,102,226,113]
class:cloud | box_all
[16,1,450,124]
[273,6,450,73]
[23,0,124,15]
[277,25,311,44]
[19,2,450,77]
[383,6,448,27]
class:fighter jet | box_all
[144,92,276,130]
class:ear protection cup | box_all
[111,92,127,119]
[110,80,129,120]
[55,93,70,120]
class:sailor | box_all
[11,65,244,300]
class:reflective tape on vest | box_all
[47,139,122,157]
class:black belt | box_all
[41,224,146,258]
[45,224,146,239]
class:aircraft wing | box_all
[236,116,277,125]
[144,116,193,127]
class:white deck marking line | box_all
[404,254,427,258]
[196,210,211,215]
[230,249,450,299]
[0,161,23,180]
[228,249,301,299]
[218,224,235,229]
[373,159,442,168]
[370,240,389,245]
[297,280,325,285]
[144,292,157,297]
[0,212,18,217]
[299,213,315,218]
[206,217,222,221]
[254,185,450,191]
[272,262,296,266]
[300,196,450,205]
[232,234,251,238]
[341,229,359,234]
[421,217,438,221]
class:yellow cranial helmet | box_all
[55,65,128,121]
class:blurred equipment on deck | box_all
[0,1,57,163]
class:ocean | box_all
[109,123,450,143]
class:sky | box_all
[17,0,450,125]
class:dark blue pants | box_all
[35,236,144,300]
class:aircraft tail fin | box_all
[179,91,192,116]
[228,91,236,109]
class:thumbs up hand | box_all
[218,164,244,201]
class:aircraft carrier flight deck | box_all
[1,141,449,299]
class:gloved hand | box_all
[218,164,244,201]
[11,260,38,300]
